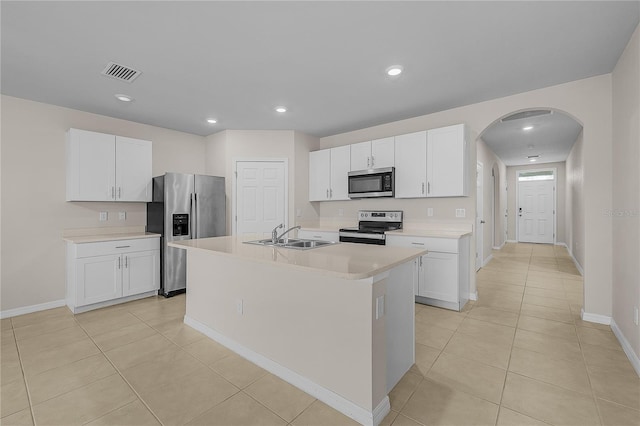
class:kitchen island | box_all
[169,236,426,426]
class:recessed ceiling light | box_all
[528,155,539,162]
[206,118,217,124]
[115,94,133,102]
[275,106,287,113]
[523,126,534,131]
[386,65,403,77]
[529,158,537,162]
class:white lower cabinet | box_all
[387,234,470,311]
[66,237,160,313]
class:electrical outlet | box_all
[296,208,302,218]
[99,212,108,221]
[634,306,639,326]
[427,208,434,217]
[236,299,243,315]
[118,211,126,220]
[455,208,466,218]
[338,208,344,217]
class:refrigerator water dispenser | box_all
[173,214,189,236]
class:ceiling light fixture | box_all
[523,125,533,131]
[206,118,217,124]
[528,155,539,162]
[386,65,403,77]
[115,94,133,102]
[275,106,287,113]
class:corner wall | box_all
[566,131,585,269]
[612,23,640,362]
[0,95,207,312]
[477,138,507,258]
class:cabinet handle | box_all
[371,156,374,167]
[124,256,128,268]
[117,257,121,269]
[326,189,329,199]
[421,183,425,194]
[427,182,430,194]
[411,242,425,246]
[330,188,333,198]
[367,157,370,168]
[313,235,322,238]
[111,186,115,199]
[118,187,122,199]
[115,245,130,249]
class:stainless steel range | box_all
[339,210,403,245]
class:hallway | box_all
[389,242,639,425]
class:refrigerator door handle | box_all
[193,193,198,239]
[190,193,195,239]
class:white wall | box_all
[612,24,640,359]
[318,74,613,319]
[476,138,507,257]
[566,131,585,269]
[0,95,206,312]
[505,161,567,244]
[204,130,319,236]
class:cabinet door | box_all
[309,149,330,201]
[420,252,458,303]
[122,250,160,297]
[350,141,371,171]
[394,131,427,198]
[427,124,468,197]
[371,137,395,168]
[66,129,116,201]
[76,254,122,306]
[330,145,351,200]
[115,136,152,202]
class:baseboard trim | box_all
[610,319,640,378]
[581,309,612,325]
[555,242,568,247]
[567,248,584,276]
[0,299,66,319]
[469,291,478,301]
[184,316,388,426]
[482,254,493,267]
[506,240,517,243]
[492,242,505,250]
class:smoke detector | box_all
[101,62,141,83]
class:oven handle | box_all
[338,231,386,240]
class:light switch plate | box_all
[455,208,466,218]
[118,211,126,220]
[376,295,385,319]
[427,208,434,217]
[99,212,108,221]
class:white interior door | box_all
[518,180,555,243]
[476,163,483,271]
[236,161,286,239]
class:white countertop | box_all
[170,236,426,280]
[63,232,161,244]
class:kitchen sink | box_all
[244,238,336,250]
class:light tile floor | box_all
[1,243,639,425]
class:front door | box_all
[235,161,286,239]
[518,179,555,243]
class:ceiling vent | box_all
[501,109,552,122]
[101,62,141,83]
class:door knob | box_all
[480,220,485,224]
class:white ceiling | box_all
[1,1,638,139]
[480,110,583,166]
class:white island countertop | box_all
[170,236,426,280]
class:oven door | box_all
[348,167,394,198]
[339,231,386,245]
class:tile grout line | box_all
[6,318,37,426]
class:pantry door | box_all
[234,160,287,239]
[517,170,555,244]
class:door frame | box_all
[515,167,557,244]
[476,162,483,271]
[231,158,289,236]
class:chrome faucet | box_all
[271,223,284,244]
[276,225,301,242]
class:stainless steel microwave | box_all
[348,167,394,198]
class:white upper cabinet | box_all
[394,131,427,198]
[309,149,331,201]
[115,136,153,202]
[308,146,350,201]
[66,128,152,202]
[427,124,469,197]
[350,137,394,171]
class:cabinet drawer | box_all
[386,235,459,253]
[74,238,159,258]
[298,230,339,242]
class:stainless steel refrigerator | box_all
[147,173,226,297]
